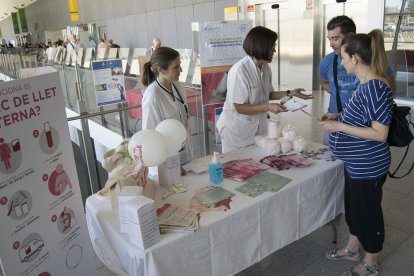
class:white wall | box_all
[0,16,17,44]
[0,0,237,48]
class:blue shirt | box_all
[319,52,394,113]
[328,79,393,179]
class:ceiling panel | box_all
[0,0,38,22]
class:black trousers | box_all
[344,169,387,253]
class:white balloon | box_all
[155,119,186,156]
[128,129,168,166]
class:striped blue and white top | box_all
[328,79,393,179]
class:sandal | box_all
[343,260,380,275]
[325,246,361,261]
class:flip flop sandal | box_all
[343,260,380,276]
[325,246,361,262]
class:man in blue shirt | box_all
[319,16,396,114]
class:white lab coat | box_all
[216,56,273,153]
[142,80,190,163]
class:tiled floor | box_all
[93,92,414,275]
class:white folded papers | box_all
[158,153,181,187]
[118,186,143,233]
[283,97,307,111]
[157,204,200,233]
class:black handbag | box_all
[388,101,414,178]
[388,102,413,147]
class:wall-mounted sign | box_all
[68,0,79,22]
[70,13,79,22]
[18,8,28,33]
[11,12,20,34]
[68,0,78,13]
[224,6,239,21]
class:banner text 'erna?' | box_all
[0,83,57,128]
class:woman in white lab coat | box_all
[141,47,190,164]
[216,26,313,153]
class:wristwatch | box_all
[286,90,291,96]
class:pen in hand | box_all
[300,109,320,121]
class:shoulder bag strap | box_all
[333,55,343,112]
[388,120,414,179]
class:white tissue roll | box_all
[264,138,281,155]
[255,135,267,148]
[277,137,293,153]
[282,125,297,141]
[293,136,308,152]
[267,120,281,139]
[255,135,281,155]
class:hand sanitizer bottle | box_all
[209,152,223,184]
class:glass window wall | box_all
[384,0,414,101]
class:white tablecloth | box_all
[86,143,344,276]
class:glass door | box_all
[254,2,289,90]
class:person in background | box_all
[45,42,57,64]
[66,34,84,60]
[108,39,120,48]
[216,26,312,153]
[320,29,393,276]
[141,46,190,164]
[53,40,65,64]
[67,34,83,51]
[319,16,396,117]
[89,36,97,49]
[145,37,161,56]
[98,38,109,48]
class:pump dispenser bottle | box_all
[209,152,223,184]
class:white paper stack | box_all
[158,153,181,187]
[156,204,200,233]
[124,195,160,249]
[283,97,307,111]
[118,186,143,233]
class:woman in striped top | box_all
[320,29,393,276]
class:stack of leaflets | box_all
[193,186,236,207]
[236,171,292,198]
[156,204,200,233]
[282,96,307,111]
[223,158,270,181]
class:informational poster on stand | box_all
[91,59,126,106]
[197,20,252,144]
[198,20,251,68]
[0,72,97,276]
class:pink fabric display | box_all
[223,158,270,182]
[260,154,313,170]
